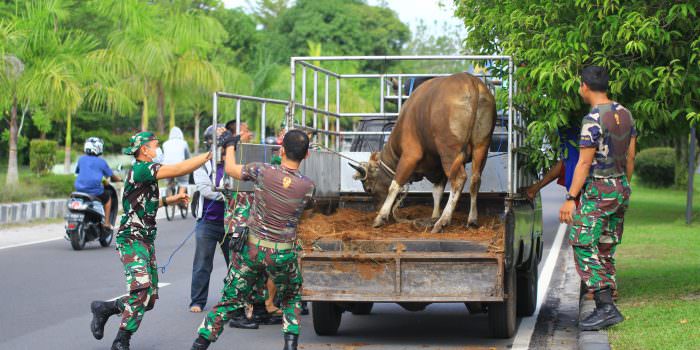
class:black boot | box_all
[300,302,309,316]
[90,300,121,340]
[580,288,624,331]
[110,329,132,350]
[229,309,259,329]
[252,303,282,325]
[282,333,298,350]
[191,335,211,350]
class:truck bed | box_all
[298,204,504,253]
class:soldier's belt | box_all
[248,234,294,250]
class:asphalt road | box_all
[0,184,567,350]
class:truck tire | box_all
[517,253,538,317]
[350,302,373,315]
[488,267,517,338]
[312,302,342,335]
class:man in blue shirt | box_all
[526,125,581,203]
[75,137,121,228]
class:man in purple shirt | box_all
[188,125,252,313]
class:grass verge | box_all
[608,178,700,350]
[0,167,75,203]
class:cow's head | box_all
[349,152,393,206]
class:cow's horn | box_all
[349,162,367,180]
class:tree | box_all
[213,7,259,68]
[274,0,410,67]
[91,0,174,133]
[0,19,24,185]
[246,0,289,30]
[455,0,700,180]
[16,0,135,173]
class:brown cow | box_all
[350,72,496,233]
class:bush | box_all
[36,174,76,197]
[30,139,58,175]
[635,147,675,187]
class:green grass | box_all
[608,177,700,350]
[0,167,75,203]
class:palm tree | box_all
[91,0,173,132]
[14,0,136,174]
[0,20,25,185]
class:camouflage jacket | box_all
[579,102,637,178]
[117,161,162,243]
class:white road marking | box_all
[511,223,568,350]
[0,237,65,251]
[108,282,172,301]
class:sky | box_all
[220,0,465,36]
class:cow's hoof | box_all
[467,220,480,228]
[373,216,387,228]
[431,219,448,233]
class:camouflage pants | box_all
[224,192,268,306]
[115,240,159,333]
[198,240,303,342]
[569,177,630,292]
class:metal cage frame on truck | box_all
[209,55,543,339]
[211,55,531,198]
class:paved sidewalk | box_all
[0,222,66,250]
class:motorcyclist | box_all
[74,137,121,229]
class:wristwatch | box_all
[565,193,577,201]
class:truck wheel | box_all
[70,225,86,251]
[350,302,373,315]
[517,254,538,317]
[488,267,517,338]
[312,302,342,335]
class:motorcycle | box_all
[64,183,119,250]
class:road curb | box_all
[578,298,612,350]
[0,199,69,225]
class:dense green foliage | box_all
[635,147,675,187]
[1,0,415,183]
[29,139,57,175]
[455,0,700,177]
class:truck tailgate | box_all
[301,240,504,302]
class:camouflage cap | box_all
[123,131,157,155]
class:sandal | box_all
[266,307,284,316]
[190,305,203,313]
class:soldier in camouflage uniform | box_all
[225,155,286,330]
[89,131,212,350]
[191,130,315,350]
[559,66,637,331]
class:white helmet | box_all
[84,137,104,156]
